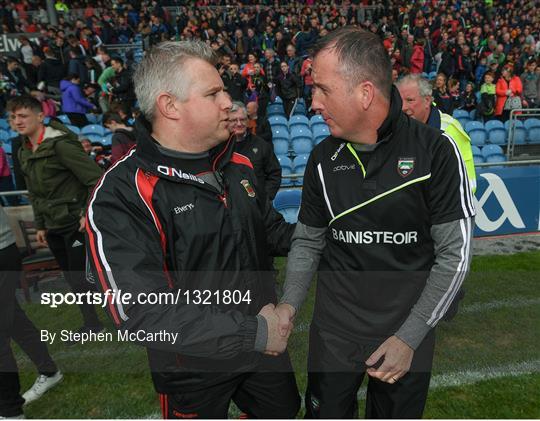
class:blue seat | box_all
[292,103,307,116]
[81,125,105,137]
[101,133,113,146]
[57,114,71,125]
[277,155,293,186]
[457,116,471,127]
[481,144,505,162]
[473,154,485,164]
[427,71,437,80]
[527,127,540,144]
[65,124,81,135]
[484,120,506,145]
[453,109,470,120]
[289,115,310,130]
[465,121,487,146]
[310,114,325,128]
[271,127,289,142]
[86,113,102,124]
[292,154,309,185]
[2,143,12,154]
[274,96,283,104]
[290,126,313,142]
[0,130,10,142]
[504,120,527,144]
[469,109,477,121]
[268,104,286,117]
[0,119,9,130]
[292,138,312,155]
[272,139,289,156]
[273,189,302,222]
[268,115,288,132]
[523,118,540,130]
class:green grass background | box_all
[14,251,540,418]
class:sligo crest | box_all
[397,158,415,177]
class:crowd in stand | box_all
[1,1,540,123]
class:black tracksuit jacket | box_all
[86,118,294,392]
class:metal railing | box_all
[507,108,540,161]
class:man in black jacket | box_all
[276,27,474,419]
[86,40,299,419]
[109,57,136,114]
[229,101,281,201]
[222,63,247,103]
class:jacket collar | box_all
[133,116,236,181]
[376,84,404,143]
[426,105,441,130]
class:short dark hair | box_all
[311,26,392,100]
[7,95,42,114]
[102,112,123,125]
[111,56,124,65]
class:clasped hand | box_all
[257,303,296,356]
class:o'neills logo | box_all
[157,165,205,184]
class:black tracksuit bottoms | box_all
[305,324,436,419]
[0,243,58,418]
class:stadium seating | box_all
[453,109,471,127]
[469,109,476,121]
[271,126,289,140]
[471,145,485,164]
[267,103,285,117]
[273,189,302,223]
[481,144,506,163]
[524,118,540,143]
[288,115,310,130]
[268,115,288,132]
[86,113,103,124]
[0,119,10,131]
[290,126,312,142]
[272,139,289,156]
[310,114,325,128]
[484,120,506,145]
[81,125,105,137]
[65,124,81,135]
[101,133,113,146]
[277,155,293,186]
[56,114,71,125]
[292,102,307,116]
[2,142,12,154]
[312,125,330,144]
[504,120,527,144]
[292,138,312,155]
[0,130,10,142]
[465,121,487,146]
[292,154,309,185]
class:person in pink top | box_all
[0,144,16,206]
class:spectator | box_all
[60,74,96,127]
[432,73,453,114]
[521,60,538,108]
[300,56,314,109]
[109,57,136,114]
[8,95,104,339]
[39,48,65,96]
[285,44,302,75]
[223,63,247,103]
[410,38,425,74]
[30,90,58,118]
[229,101,281,201]
[462,82,477,112]
[275,62,301,117]
[102,112,136,163]
[5,58,29,97]
[0,144,15,206]
[495,66,523,121]
[478,71,497,121]
[246,101,272,143]
[80,138,111,170]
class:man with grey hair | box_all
[275,27,474,418]
[396,74,476,193]
[86,41,299,418]
[229,101,281,201]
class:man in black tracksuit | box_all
[229,101,281,201]
[86,41,299,419]
[275,28,475,418]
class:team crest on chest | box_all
[252,147,258,154]
[397,157,415,177]
[240,179,256,197]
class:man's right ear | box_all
[155,93,181,120]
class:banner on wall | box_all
[0,33,41,56]
[474,166,540,237]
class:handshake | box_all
[257,303,296,356]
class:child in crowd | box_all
[478,71,496,121]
